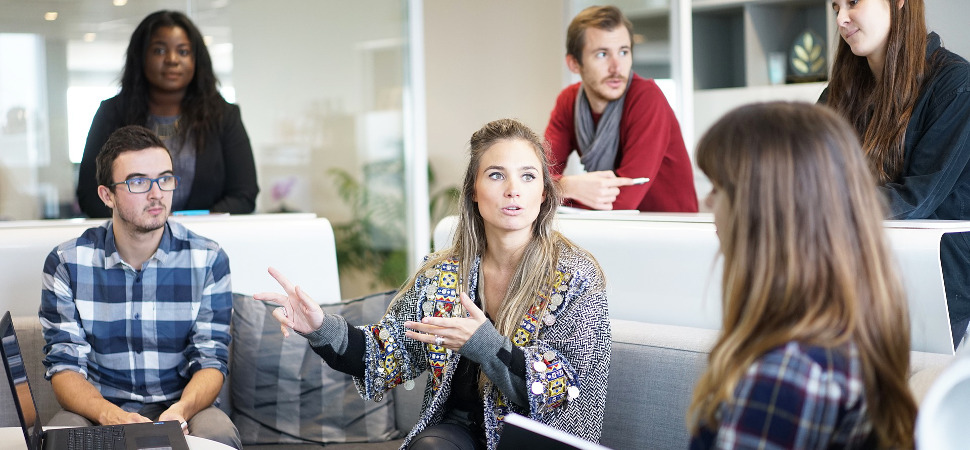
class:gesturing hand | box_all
[404,292,487,351]
[253,266,325,337]
[559,171,635,210]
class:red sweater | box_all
[544,74,698,212]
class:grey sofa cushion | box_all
[601,320,718,450]
[230,291,400,445]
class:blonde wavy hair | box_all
[391,118,594,340]
[688,102,916,447]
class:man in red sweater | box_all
[545,6,698,212]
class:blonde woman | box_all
[256,119,610,450]
[689,102,916,448]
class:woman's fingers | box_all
[404,320,444,335]
[271,306,292,337]
[252,292,287,305]
[267,266,296,293]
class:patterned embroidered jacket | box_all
[353,242,611,449]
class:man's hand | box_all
[51,370,151,426]
[99,410,152,426]
[559,171,635,210]
[159,403,189,435]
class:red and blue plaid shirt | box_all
[691,341,876,449]
[40,220,231,411]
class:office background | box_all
[0,0,967,295]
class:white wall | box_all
[926,0,970,59]
[423,0,566,192]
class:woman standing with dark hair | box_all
[255,119,611,450]
[689,102,917,448]
[822,0,970,348]
[77,10,258,218]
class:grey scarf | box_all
[574,72,633,172]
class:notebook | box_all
[496,413,612,450]
[0,311,189,450]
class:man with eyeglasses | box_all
[38,125,241,448]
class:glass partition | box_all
[0,0,419,296]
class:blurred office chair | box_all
[916,354,970,449]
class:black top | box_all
[76,94,259,217]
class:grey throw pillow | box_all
[229,290,400,445]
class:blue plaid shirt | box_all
[691,341,875,449]
[40,220,231,411]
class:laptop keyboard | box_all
[66,426,125,450]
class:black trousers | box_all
[409,410,487,450]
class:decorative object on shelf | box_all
[768,52,787,85]
[789,29,827,83]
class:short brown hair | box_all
[566,5,633,65]
[95,125,171,188]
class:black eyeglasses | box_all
[108,175,180,193]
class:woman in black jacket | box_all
[822,0,970,348]
[77,10,258,217]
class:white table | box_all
[0,426,234,449]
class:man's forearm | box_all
[50,370,133,425]
[169,368,224,420]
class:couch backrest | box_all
[0,213,341,318]
[434,214,966,355]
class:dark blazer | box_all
[76,94,259,217]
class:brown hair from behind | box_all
[96,125,171,188]
[689,102,916,447]
[566,5,633,65]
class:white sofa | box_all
[0,213,341,317]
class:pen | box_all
[631,177,650,185]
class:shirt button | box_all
[133,313,140,320]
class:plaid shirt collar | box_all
[102,220,174,269]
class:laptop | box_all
[0,311,189,450]
[496,413,612,450]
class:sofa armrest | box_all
[6,316,61,425]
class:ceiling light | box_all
[44,12,58,21]
[83,33,96,42]
[204,35,213,46]
[113,0,127,5]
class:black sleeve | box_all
[497,346,527,379]
[310,324,367,378]
[77,100,121,218]
[209,104,258,214]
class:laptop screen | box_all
[0,311,44,448]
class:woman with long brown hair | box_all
[255,119,610,450]
[689,102,916,448]
[822,0,970,348]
